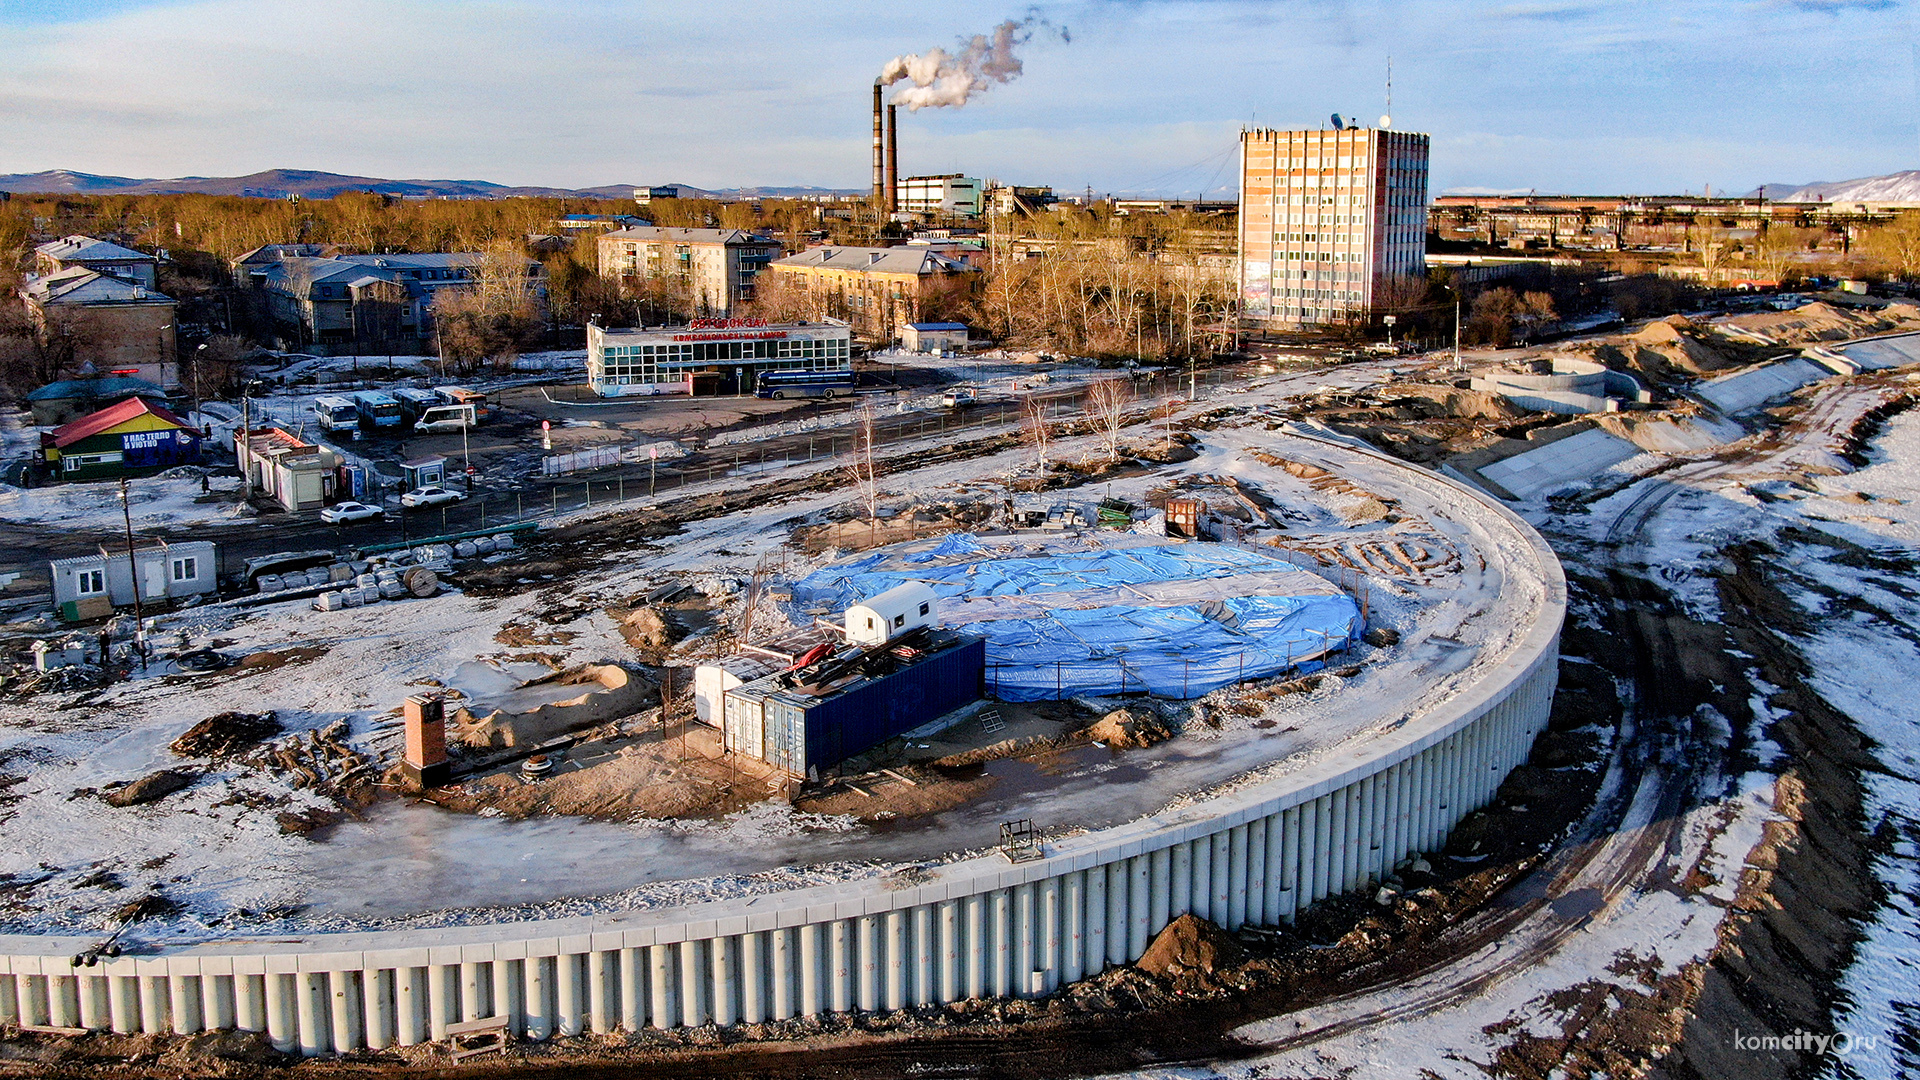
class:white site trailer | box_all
[844,581,939,646]
[691,654,781,726]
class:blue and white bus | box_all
[392,387,444,427]
[351,390,403,431]
[754,369,858,400]
[312,396,361,432]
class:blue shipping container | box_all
[802,636,985,773]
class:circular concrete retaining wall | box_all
[0,435,1566,1056]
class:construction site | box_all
[0,275,1915,1076]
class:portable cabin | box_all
[51,540,218,621]
[844,581,939,646]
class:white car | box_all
[401,485,465,509]
[940,389,976,408]
[320,501,384,525]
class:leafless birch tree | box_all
[1085,378,1133,462]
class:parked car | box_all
[320,501,384,525]
[940,389,976,408]
[401,485,465,509]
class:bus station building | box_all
[586,318,852,398]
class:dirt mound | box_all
[170,711,281,758]
[103,769,195,807]
[1721,300,1918,345]
[616,606,676,651]
[1136,914,1247,995]
[1618,318,1739,376]
[1086,708,1171,749]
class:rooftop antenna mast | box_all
[1379,56,1393,129]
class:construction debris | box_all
[103,770,197,808]
[170,710,282,759]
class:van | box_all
[412,403,476,434]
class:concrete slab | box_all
[1696,359,1828,415]
[1839,333,1920,371]
[1478,429,1643,501]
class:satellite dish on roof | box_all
[1379,115,1392,129]
[1330,113,1344,130]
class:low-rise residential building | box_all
[237,250,547,355]
[19,269,177,388]
[26,375,169,427]
[234,426,341,511]
[586,318,851,398]
[39,397,202,482]
[35,235,162,290]
[897,175,984,219]
[901,322,970,354]
[764,246,978,343]
[597,227,782,317]
[51,540,219,622]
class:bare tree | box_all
[1694,223,1731,285]
[850,405,881,526]
[1085,378,1133,462]
[1021,394,1052,474]
[1863,212,1920,281]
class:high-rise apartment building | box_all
[1238,127,1430,327]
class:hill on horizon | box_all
[1751,170,1920,203]
[0,168,859,202]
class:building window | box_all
[76,569,105,596]
[171,556,198,582]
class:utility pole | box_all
[119,478,146,667]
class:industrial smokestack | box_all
[878,17,1063,111]
[886,104,899,213]
[872,81,885,206]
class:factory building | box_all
[896,174,984,219]
[597,227,782,317]
[586,318,851,397]
[1238,126,1430,327]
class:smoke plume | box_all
[878,15,1063,111]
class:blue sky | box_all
[0,0,1911,195]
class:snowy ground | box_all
[1099,375,1920,1078]
[0,355,1556,942]
[0,471,250,530]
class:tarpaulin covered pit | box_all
[789,534,1362,702]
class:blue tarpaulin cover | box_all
[790,536,1361,702]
